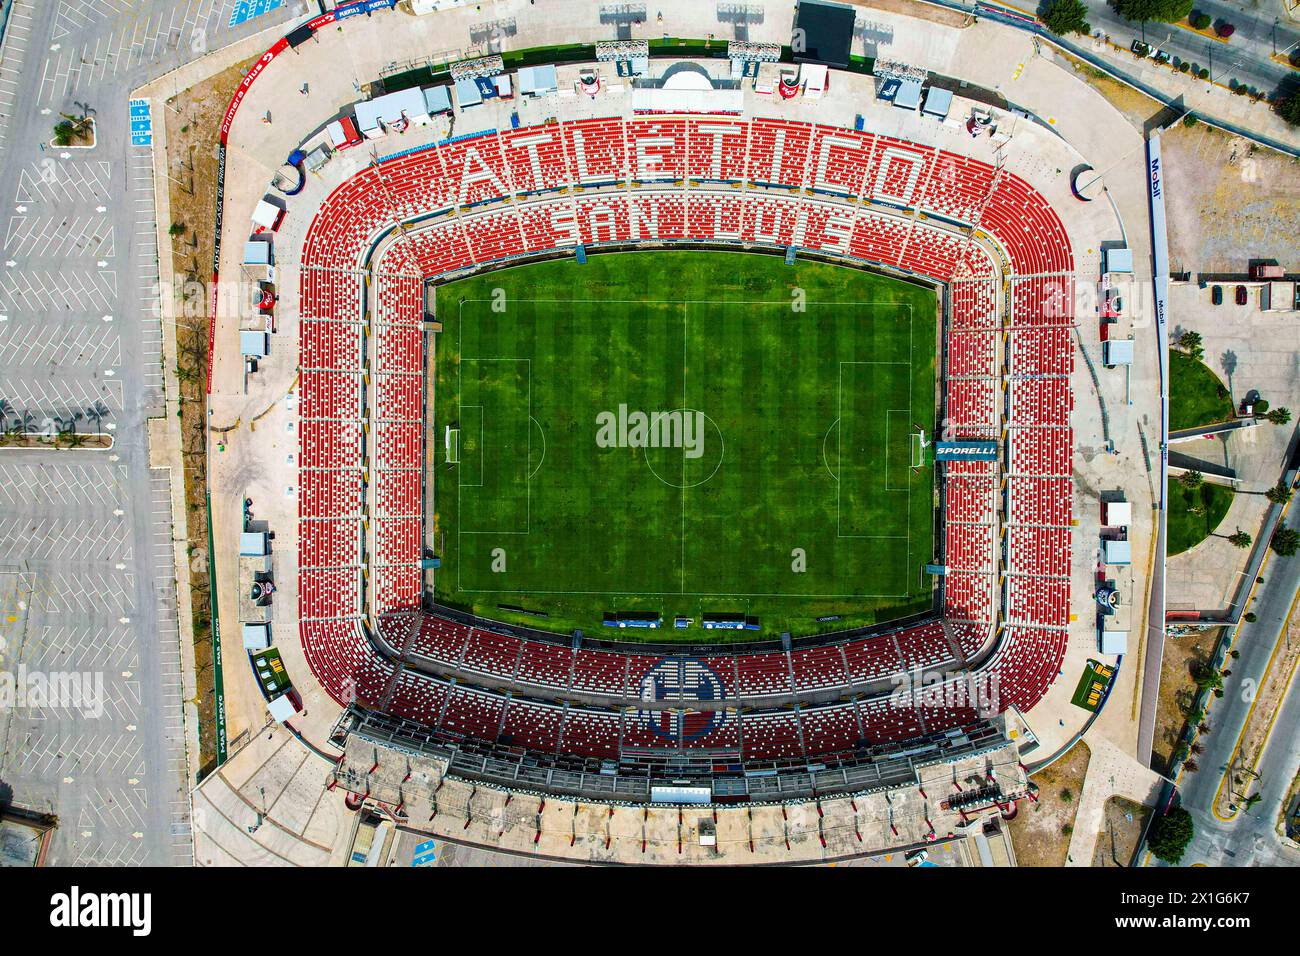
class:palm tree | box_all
[1272,526,1300,557]
[1183,759,1200,773]
[55,410,83,446]
[1265,480,1293,505]
[1193,664,1223,693]
[85,401,109,433]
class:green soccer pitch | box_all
[430,250,938,641]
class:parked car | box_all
[1211,285,1222,305]
[1235,285,1248,306]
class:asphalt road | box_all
[1153,501,1300,866]
[0,0,302,866]
[999,0,1299,96]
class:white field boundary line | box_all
[446,295,932,601]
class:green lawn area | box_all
[1070,659,1116,712]
[1167,481,1235,556]
[1169,349,1235,432]
[432,251,938,641]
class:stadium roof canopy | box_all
[923,86,954,118]
[1103,539,1132,565]
[1103,339,1135,366]
[1100,631,1128,656]
[793,0,855,69]
[894,78,923,111]
[453,76,483,108]
[518,65,558,96]
[423,85,452,114]
[355,87,429,134]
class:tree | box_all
[52,109,94,147]
[1040,0,1091,35]
[1177,329,1204,360]
[1190,11,1211,29]
[1281,93,1300,127]
[1183,758,1200,772]
[1193,665,1223,693]
[1228,529,1252,548]
[1179,470,1204,490]
[1272,526,1300,557]
[1147,806,1195,863]
[1266,407,1292,425]
[1113,0,1195,24]
[1265,481,1293,505]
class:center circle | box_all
[642,409,725,489]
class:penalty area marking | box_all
[528,417,546,480]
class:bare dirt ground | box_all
[1153,628,1220,772]
[1057,52,1159,128]
[163,56,258,773]
[1162,123,1300,275]
[1009,741,1090,867]
[1214,616,1300,816]
[1089,795,1151,867]
[843,0,972,29]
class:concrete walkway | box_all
[1066,735,1166,865]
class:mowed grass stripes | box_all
[431,251,938,641]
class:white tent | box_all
[251,199,282,231]
[800,64,828,99]
[1104,501,1132,526]
[240,531,269,556]
[267,693,297,723]
[240,331,269,357]
[1100,630,1128,656]
[1103,539,1132,565]
[242,622,271,651]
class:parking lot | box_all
[0,0,301,865]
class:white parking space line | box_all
[0,2,37,158]
[0,372,124,417]
[3,216,117,260]
[0,321,121,368]
[0,461,127,508]
[14,160,113,205]
[0,269,118,312]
